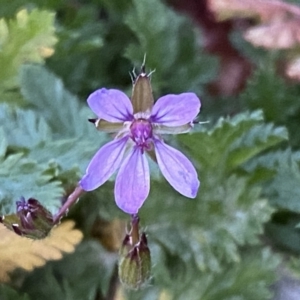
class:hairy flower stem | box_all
[53,185,85,224]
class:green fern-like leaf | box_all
[245,149,300,212]
[0,9,56,104]
[126,248,279,300]
[0,104,51,149]
[141,175,273,274]
[0,153,63,215]
[135,111,285,284]
[20,64,96,138]
[178,111,288,174]
[124,0,218,95]
[241,63,300,124]
[27,138,101,178]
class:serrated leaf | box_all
[240,64,300,123]
[0,154,63,215]
[0,220,83,283]
[0,104,52,149]
[245,149,300,212]
[27,138,101,176]
[126,248,280,300]
[178,111,263,171]
[131,111,282,277]
[0,9,57,101]
[187,248,280,300]
[245,149,300,172]
[227,123,288,169]
[140,174,273,275]
[0,95,105,181]
[124,0,217,95]
[20,64,96,138]
[178,111,287,174]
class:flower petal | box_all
[115,147,150,214]
[154,139,199,198]
[87,88,134,122]
[80,137,129,191]
[151,93,201,126]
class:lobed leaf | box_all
[0,9,56,104]
[141,175,273,275]
[0,220,83,283]
[245,149,300,212]
[0,153,63,215]
[0,104,51,149]
[240,64,300,122]
[126,248,280,300]
[125,0,218,96]
[27,138,100,176]
[178,110,287,174]
[20,65,92,138]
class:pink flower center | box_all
[130,119,153,152]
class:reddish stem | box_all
[130,214,140,245]
[53,185,85,224]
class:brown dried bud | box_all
[1,197,53,239]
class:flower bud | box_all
[131,63,154,114]
[0,197,53,239]
[119,233,132,257]
[118,215,151,289]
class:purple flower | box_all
[80,69,200,214]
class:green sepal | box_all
[131,71,154,114]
